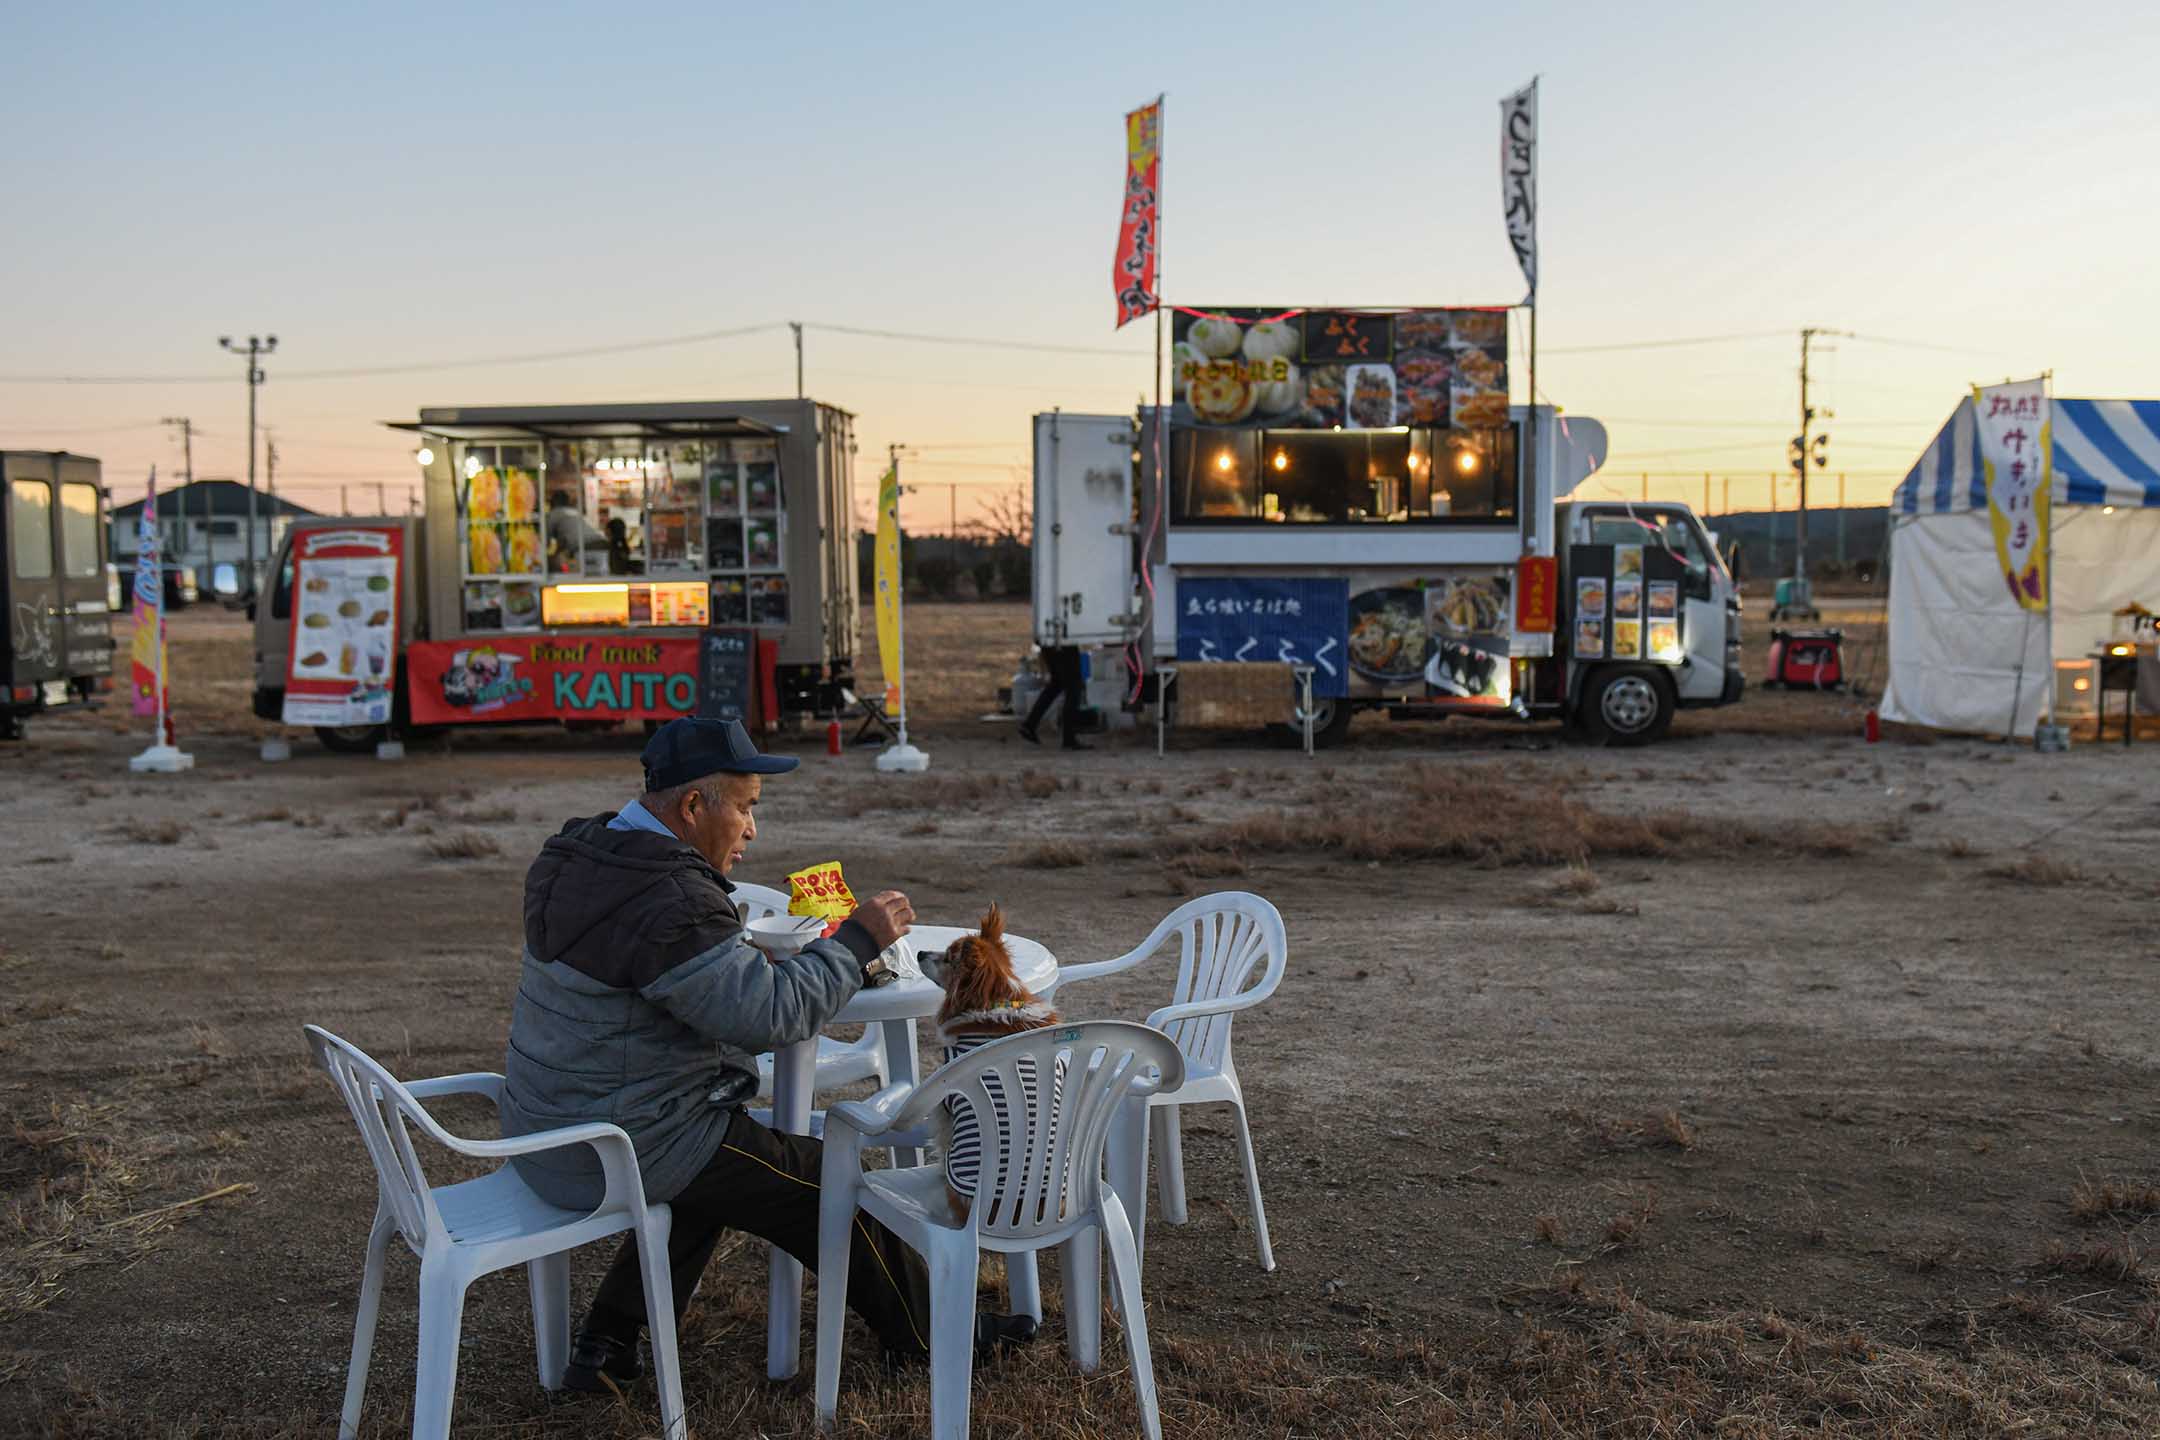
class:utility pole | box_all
[265,431,279,552]
[218,334,276,596]
[375,480,387,514]
[1787,328,1839,595]
[340,483,348,515]
[161,416,198,580]
[789,321,804,399]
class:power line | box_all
[1543,329,1789,355]
[276,321,790,380]
[1842,332,2005,358]
[804,321,1143,358]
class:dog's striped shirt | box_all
[938,1003,1062,1206]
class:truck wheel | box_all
[315,723,388,754]
[1578,666,1674,747]
[1271,690,1354,749]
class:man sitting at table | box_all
[499,717,1034,1391]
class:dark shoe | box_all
[974,1311,1040,1360]
[1061,739,1092,752]
[562,1329,643,1394]
[1017,724,1041,745]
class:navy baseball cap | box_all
[641,718,800,791]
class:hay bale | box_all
[1176,663,1294,727]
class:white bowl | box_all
[746,915,826,956]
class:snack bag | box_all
[787,862,855,937]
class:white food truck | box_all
[1031,306,1742,746]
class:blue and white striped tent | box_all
[1891,397,2160,513]
[1882,396,2160,737]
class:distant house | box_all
[110,479,317,587]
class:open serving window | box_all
[1170,424,1519,523]
[398,408,790,635]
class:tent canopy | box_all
[1891,397,2160,515]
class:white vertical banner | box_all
[1972,377,2051,610]
[1501,78,1538,302]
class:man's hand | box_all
[850,890,914,952]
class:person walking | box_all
[1018,643,1088,750]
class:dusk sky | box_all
[9,1,2158,529]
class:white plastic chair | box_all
[814,1022,1185,1440]
[734,880,891,1097]
[1055,892,1286,1272]
[303,1025,685,1440]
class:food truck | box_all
[252,400,859,752]
[3,451,116,740]
[1033,306,1742,746]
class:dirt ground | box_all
[6,603,2160,1437]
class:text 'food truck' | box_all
[253,401,860,753]
[1033,306,1744,746]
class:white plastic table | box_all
[766,924,1110,1379]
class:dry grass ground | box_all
[7,602,2160,1436]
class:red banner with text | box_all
[1113,98,1161,327]
[406,634,699,725]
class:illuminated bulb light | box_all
[2104,505,2116,514]
[463,456,481,478]
[1455,450,1481,474]
[1215,451,1234,472]
[1271,451,1288,472]
[415,447,434,466]
[2073,677,2091,691]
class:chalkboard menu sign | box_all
[696,627,755,724]
[1300,311,1391,361]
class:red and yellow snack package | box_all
[787,862,855,936]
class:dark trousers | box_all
[1023,646,1085,744]
[587,1108,931,1359]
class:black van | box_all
[4,452,116,740]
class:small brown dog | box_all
[921,904,1060,1222]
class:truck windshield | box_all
[1584,507,1726,585]
[1169,424,1517,524]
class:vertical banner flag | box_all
[1501,79,1538,302]
[873,466,902,707]
[129,469,163,717]
[1973,378,2050,609]
[1113,97,1162,327]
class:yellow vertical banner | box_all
[873,466,902,707]
[1973,379,2050,610]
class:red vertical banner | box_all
[1113,98,1161,328]
[1515,554,1557,633]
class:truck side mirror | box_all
[212,563,241,600]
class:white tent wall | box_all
[1880,509,2050,736]
[1881,504,2160,736]
[2050,506,2160,670]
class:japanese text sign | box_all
[1175,577,1349,697]
[1515,554,1557,633]
[1973,379,2050,611]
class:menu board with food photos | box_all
[282,523,404,728]
[1566,544,1688,664]
[459,453,544,580]
[1171,305,1510,432]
